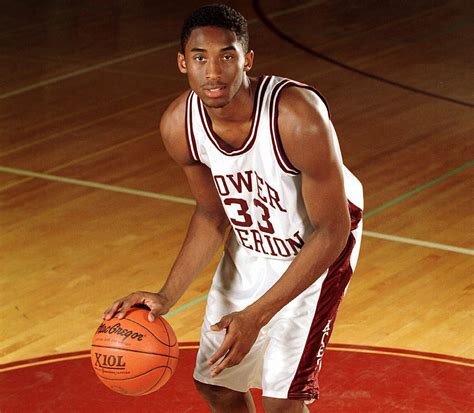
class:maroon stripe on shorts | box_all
[349,199,363,231]
[288,202,362,400]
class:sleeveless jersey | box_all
[185,75,363,261]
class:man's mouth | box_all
[203,86,226,98]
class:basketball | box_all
[91,308,179,396]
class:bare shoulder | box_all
[160,90,193,166]
[278,85,330,138]
[277,85,335,174]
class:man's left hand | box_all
[208,310,261,377]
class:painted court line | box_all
[0,161,472,322]
[364,160,474,219]
[0,165,195,206]
[1,164,472,256]
[0,1,320,101]
[0,355,88,373]
[0,130,161,193]
[363,230,473,255]
[164,295,209,319]
[0,41,180,100]
[2,342,470,373]
[0,91,179,158]
[328,347,473,367]
[264,0,326,18]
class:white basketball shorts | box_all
[193,221,362,401]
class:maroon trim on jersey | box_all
[287,202,363,400]
[269,79,300,175]
[285,83,331,119]
[270,80,332,176]
[185,91,200,162]
[197,75,270,157]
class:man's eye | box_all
[194,56,205,62]
[222,55,233,61]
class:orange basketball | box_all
[91,308,179,396]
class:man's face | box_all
[178,26,253,109]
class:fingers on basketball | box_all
[103,300,123,320]
[92,308,179,396]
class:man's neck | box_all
[206,76,254,124]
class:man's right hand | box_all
[102,291,172,322]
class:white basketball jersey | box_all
[185,75,363,260]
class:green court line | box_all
[1,161,471,320]
[163,294,209,319]
[164,160,474,319]
[364,160,474,219]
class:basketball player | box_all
[103,4,363,413]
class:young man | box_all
[104,4,363,413]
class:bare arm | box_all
[245,86,350,325]
[158,162,229,303]
[104,92,229,321]
[208,86,351,375]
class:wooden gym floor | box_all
[0,0,472,403]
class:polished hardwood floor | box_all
[0,0,472,370]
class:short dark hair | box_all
[180,4,249,53]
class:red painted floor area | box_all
[1,343,472,412]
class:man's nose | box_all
[206,59,221,79]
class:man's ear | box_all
[243,50,254,72]
[177,52,187,74]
